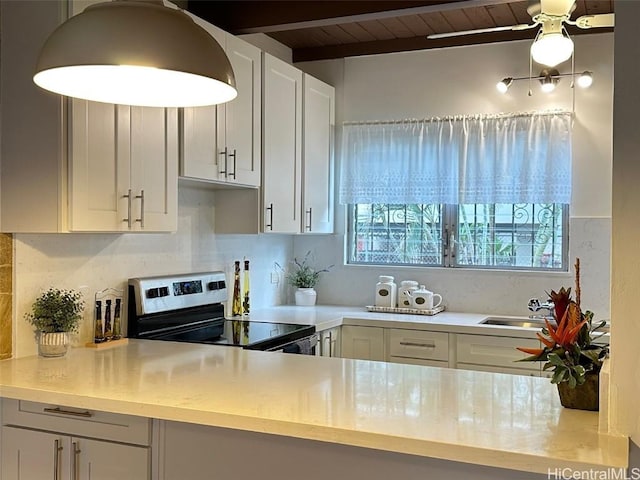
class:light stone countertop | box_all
[247,305,542,338]
[0,337,627,475]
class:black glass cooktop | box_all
[142,318,314,351]
[206,320,315,350]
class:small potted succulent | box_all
[25,288,84,357]
[286,251,333,306]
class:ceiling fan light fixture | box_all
[33,0,237,107]
[496,77,513,94]
[577,71,593,88]
[530,32,574,68]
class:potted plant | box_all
[286,252,333,306]
[517,259,609,410]
[25,288,84,357]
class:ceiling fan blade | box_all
[427,23,535,40]
[573,13,614,29]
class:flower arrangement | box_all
[517,259,609,388]
[25,288,85,333]
[286,251,333,288]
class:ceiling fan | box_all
[427,0,614,67]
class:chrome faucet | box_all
[527,298,555,321]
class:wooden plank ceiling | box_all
[186,0,614,63]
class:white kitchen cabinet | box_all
[302,75,335,233]
[214,58,335,235]
[341,325,385,361]
[386,328,450,368]
[456,334,541,376]
[318,327,341,357]
[0,0,178,233]
[1,399,151,480]
[262,53,303,233]
[180,19,261,187]
[1,427,149,480]
[70,101,178,232]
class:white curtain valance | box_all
[339,112,572,205]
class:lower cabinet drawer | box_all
[387,329,449,362]
[1,398,151,446]
[456,334,540,371]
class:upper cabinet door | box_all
[179,21,261,187]
[129,106,178,232]
[69,100,131,232]
[179,17,224,183]
[223,34,262,186]
[302,75,335,234]
[262,53,303,234]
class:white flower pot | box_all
[38,331,70,357]
[295,288,317,306]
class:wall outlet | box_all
[270,272,279,284]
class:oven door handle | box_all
[267,333,318,353]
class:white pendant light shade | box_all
[530,32,574,68]
[33,0,237,107]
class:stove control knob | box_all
[146,288,158,299]
[158,287,170,297]
[207,280,226,290]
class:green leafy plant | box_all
[25,288,84,333]
[286,251,333,288]
[517,259,609,388]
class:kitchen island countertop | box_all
[0,339,627,475]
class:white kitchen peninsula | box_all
[0,340,627,479]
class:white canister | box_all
[375,275,397,307]
[398,280,419,308]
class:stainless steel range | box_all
[127,272,317,353]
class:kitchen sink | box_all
[481,316,610,333]
[480,317,550,329]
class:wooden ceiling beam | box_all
[191,0,519,35]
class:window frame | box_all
[347,203,570,272]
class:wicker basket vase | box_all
[556,372,599,411]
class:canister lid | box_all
[378,275,394,283]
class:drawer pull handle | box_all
[44,407,93,418]
[399,341,436,348]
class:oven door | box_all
[266,334,318,355]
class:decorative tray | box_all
[365,305,445,316]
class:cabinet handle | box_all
[328,330,333,357]
[228,148,237,179]
[122,189,132,228]
[135,190,145,229]
[399,341,436,348]
[44,407,93,418]
[219,147,228,178]
[265,203,273,230]
[72,441,81,480]
[305,208,312,231]
[53,439,63,480]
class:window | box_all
[348,202,568,270]
[340,112,572,271]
